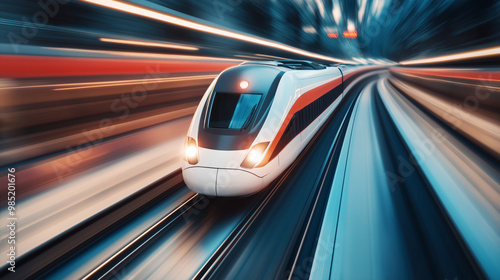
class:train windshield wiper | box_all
[241,105,257,131]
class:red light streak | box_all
[327,32,339,38]
[343,30,358,39]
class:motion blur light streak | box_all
[1,0,500,279]
[99,38,199,51]
[0,54,238,78]
[393,67,500,82]
[80,0,352,63]
[53,75,217,91]
[0,75,217,90]
[400,45,500,65]
[254,54,290,60]
[44,47,243,61]
[392,72,500,91]
[234,55,263,60]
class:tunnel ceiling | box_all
[1,0,499,63]
[153,0,500,62]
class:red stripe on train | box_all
[256,67,380,167]
[0,55,238,78]
[256,77,342,167]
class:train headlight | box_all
[184,137,198,164]
[241,142,269,168]
[239,80,249,89]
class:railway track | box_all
[2,171,185,280]
[59,71,370,280]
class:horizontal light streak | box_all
[254,53,290,60]
[81,0,351,63]
[400,45,500,65]
[395,72,500,90]
[394,67,500,82]
[352,57,367,64]
[43,47,243,62]
[1,74,217,90]
[234,55,262,60]
[100,38,199,51]
[54,75,217,91]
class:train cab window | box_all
[209,93,262,129]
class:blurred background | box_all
[0,0,499,279]
[2,0,500,61]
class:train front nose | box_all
[182,166,263,197]
[181,148,266,196]
[217,168,264,196]
[181,64,283,196]
[182,167,218,196]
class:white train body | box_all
[182,61,347,196]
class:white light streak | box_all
[100,38,199,51]
[81,0,351,63]
[332,4,341,24]
[302,26,317,34]
[400,46,500,65]
[347,20,355,31]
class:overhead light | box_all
[347,20,356,31]
[302,26,317,34]
[332,6,341,24]
[343,30,358,39]
[99,38,198,51]
[81,0,352,64]
[327,32,339,38]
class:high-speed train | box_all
[182,60,370,196]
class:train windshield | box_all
[209,92,262,129]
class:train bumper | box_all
[182,167,264,197]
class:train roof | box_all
[241,60,331,70]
